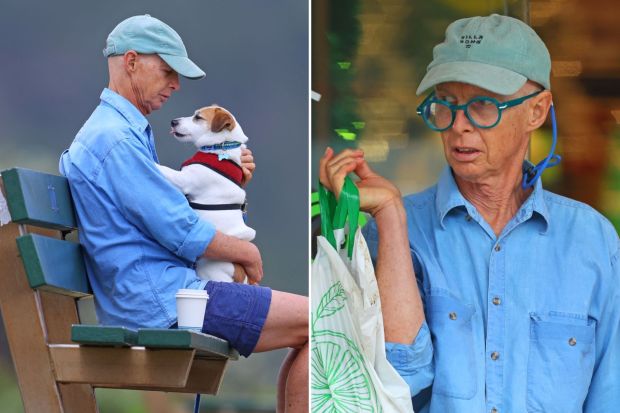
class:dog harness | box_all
[181,151,247,212]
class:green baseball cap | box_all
[103,14,205,80]
[416,14,550,96]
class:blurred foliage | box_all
[0,363,22,413]
[327,0,361,141]
[602,128,620,231]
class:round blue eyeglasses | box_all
[416,90,544,131]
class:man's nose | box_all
[171,119,180,127]
[451,108,474,133]
[171,72,180,91]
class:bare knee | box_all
[287,294,308,348]
[256,291,308,352]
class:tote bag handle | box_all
[318,177,360,258]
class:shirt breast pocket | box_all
[427,295,477,399]
[527,312,596,413]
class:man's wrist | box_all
[373,197,406,223]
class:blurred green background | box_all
[0,0,308,411]
[312,0,620,233]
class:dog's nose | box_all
[171,119,180,127]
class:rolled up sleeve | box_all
[386,321,435,396]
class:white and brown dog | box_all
[157,105,255,283]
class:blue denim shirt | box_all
[59,88,213,329]
[363,166,620,413]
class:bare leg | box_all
[277,348,299,412]
[284,343,308,412]
[254,290,308,412]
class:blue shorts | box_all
[202,281,272,357]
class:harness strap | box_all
[188,201,247,213]
[181,152,243,188]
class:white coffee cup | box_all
[176,289,209,331]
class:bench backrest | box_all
[2,168,92,297]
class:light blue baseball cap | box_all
[103,14,205,80]
[416,14,551,96]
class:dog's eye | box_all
[193,114,202,121]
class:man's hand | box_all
[241,148,255,187]
[237,240,263,285]
[204,231,263,284]
[232,264,248,284]
[320,147,424,343]
[319,147,402,217]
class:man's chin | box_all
[144,102,162,115]
[449,163,485,183]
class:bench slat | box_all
[17,234,90,296]
[71,325,138,347]
[138,329,239,360]
[2,167,77,230]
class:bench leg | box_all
[0,224,98,413]
[59,384,99,413]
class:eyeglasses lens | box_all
[424,98,501,130]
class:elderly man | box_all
[60,15,307,412]
[320,14,619,413]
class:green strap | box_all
[318,183,337,249]
[319,177,360,258]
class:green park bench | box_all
[0,167,238,413]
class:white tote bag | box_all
[311,178,414,413]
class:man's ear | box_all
[527,90,552,132]
[123,50,139,74]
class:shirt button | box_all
[568,337,577,346]
[492,297,501,305]
[494,244,501,252]
[465,214,472,222]
[449,312,457,320]
[491,408,498,413]
[491,351,500,360]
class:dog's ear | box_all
[211,108,235,132]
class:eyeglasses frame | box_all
[416,89,544,131]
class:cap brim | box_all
[416,61,527,96]
[159,54,205,80]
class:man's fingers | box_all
[241,168,253,186]
[243,263,262,284]
[328,148,364,166]
[242,160,256,172]
[319,147,335,188]
[325,159,359,199]
[322,147,362,178]
[233,264,248,283]
[354,159,377,180]
[248,268,262,284]
[326,150,361,170]
[240,147,255,186]
[241,154,254,165]
[326,159,359,182]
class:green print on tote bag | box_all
[311,177,414,413]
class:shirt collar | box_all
[435,165,550,232]
[518,176,550,233]
[435,166,469,227]
[100,88,150,133]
